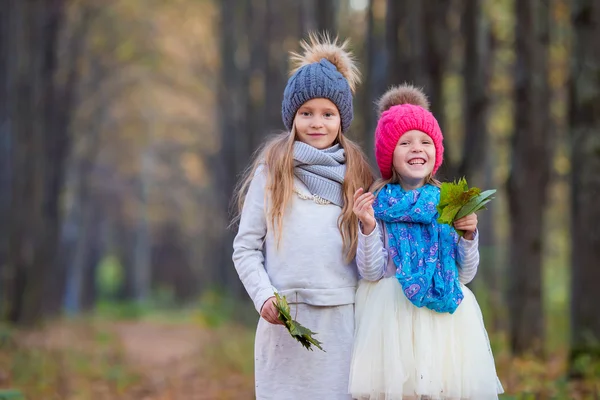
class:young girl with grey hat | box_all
[232,33,373,399]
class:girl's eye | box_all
[325,113,333,118]
[400,142,409,146]
[423,141,431,145]
[300,111,311,116]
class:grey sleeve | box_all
[356,221,387,281]
[457,229,480,285]
[232,166,276,313]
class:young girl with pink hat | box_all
[349,84,503,399]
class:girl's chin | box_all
[301,137,335,149]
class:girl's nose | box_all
[310,118,324,128]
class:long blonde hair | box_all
[232,128,373,263]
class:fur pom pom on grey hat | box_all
[282,33,361,133]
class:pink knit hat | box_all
[374,84,444,180]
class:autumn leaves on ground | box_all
[0,296,599,400]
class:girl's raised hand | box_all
[353,188,376,235]
[453,213,478,240]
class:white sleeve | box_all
[457,229,480,284]
[232,166,276,313]
[356,221,387,281]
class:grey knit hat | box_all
[282,34,360,133]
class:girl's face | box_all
[392,130,436,191]
[294,98,341,150]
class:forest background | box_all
[0,0,599,398]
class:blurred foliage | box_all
[0,320,140,399]
[96,254,125,300]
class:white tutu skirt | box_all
[349,277,504,400]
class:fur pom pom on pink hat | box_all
[374,84,444,179]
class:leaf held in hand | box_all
[273,293,325,352]
[437,177,496,231]
[454,189,496,220]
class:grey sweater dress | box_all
[232,166,357,400]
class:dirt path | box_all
[113,320,254,400]
[113,321,205,394]
[12,318,254,399]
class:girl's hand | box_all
[353,188,376,235]
[454,213,478,240]
[260,296,284,325]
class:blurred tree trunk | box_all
[507,0,552,355]
[3,0,74,325]
[246,0,267,148]
[459,0,502,330]
[360,0,386,163]
[384,0,406,87]
[132,114,155,302]
[385,0,449,127]
[315,0,337,34]
[116,211,136,301]
[0,2,13,301]
[151,223,195,302]
[422,0,450,138]
[459,0,491,182]
[264,0,301,131]
[44,3,93,315]
[63,121,103,313]
[300,0,338,35]
[569,0,600,374]
[80,225,101,310]
[215,0,253,296]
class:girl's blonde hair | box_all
[370,168,441,195]
[232,127,373,263]
[233,32,373,262]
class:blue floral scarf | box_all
[374,183,463,314]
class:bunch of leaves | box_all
[272,293,325,352]
[437,177,496,236]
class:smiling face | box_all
[293,98,341,150]
[392,130,436,191]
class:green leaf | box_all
[438,178,468,208]
[273,293,325,352]
[454,190,496,220]
[437,178,496,229]
[437,203,462,225]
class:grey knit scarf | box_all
[293,141,346,207]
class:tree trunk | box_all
[264,0,300,132]
[246,0,268,149]
[458,0,502,329]
[215,0,253,296]
[0,1,14,309]
[459,0,490,182]
[44,2,93,316]
[299,0,338,35]
[384,0,404,87]
[507,0,552,355]
[361,0,387,164]
[4,0,72,325]
[385,0,449,121]
[569,0,600,374]
[315,0,338,35]
[422,0,450,132]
